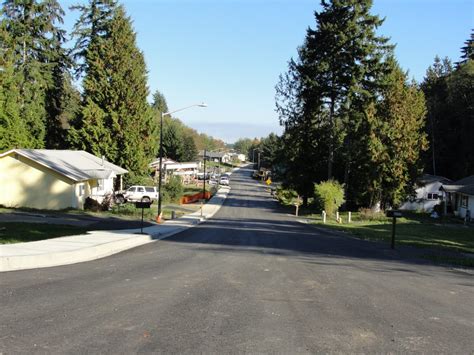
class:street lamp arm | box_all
[156,101,207,223]
[163,103,207,117]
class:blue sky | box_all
[62,0,473,143]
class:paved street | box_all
[1,167,473,353]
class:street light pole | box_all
[157,103,207,223]
[203,149,207,199]
[157,111,165,222]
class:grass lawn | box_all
[0,201,202,244]
[0,223,90,244]
[183,183,213,195]
[304,211,474,265]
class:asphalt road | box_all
[1,167,473,353]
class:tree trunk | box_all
[328,96,335,180]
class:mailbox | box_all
[135,201,152,209]
[386,210,402,218]
[386,210,402,249]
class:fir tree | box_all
[367,59,428,208]
[0,24,28,151]
[445,60,474,178]
[180,134,197,161]
[420,56,452,176]
[2,0,67,148]
[457,29,473,66]
[151,90,168,114]
[70,3,158,182]
[276,0,393,206]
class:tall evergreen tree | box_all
[161,116,182,161]
[70,0,117,78]
[420,56,452,176]
[180,134,197,161]
[364,60,427,208]
[457,29,473,66]
[1,0,67,148]
[151,90,168,114]
[422,46,474,180]
[276,0,393,206]
[445,59,474,178]
[70,3,158,182]
[0,23,28,151]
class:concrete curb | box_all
[0,231,154,272]
[0,177,234,272]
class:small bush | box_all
[314,180,345,216]
[358,208,386,221]
[275,187,299,205]
[100,193,113,211]
[162,175,184,203]
[433,202,445,215]
[84,197,101,212]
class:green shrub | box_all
[275,187,299,205]
[314,180,345,216]
[84,197,101,212]
[358,208,386,221]
[162,175,184,203]
[126,173,155,187]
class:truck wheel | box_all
[115,195,125,204]
[142,196,151,203]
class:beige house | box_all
[0,149,127,210]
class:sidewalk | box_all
[0,185,231,272]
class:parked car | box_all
[219,176,230,186]
[114,186,159,204]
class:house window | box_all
[98,179,104,191]
[79,185,85,196]
[427,193,439,200]
[461,195,468,208]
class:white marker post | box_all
[322,210,326,223]
[348,211,352,223]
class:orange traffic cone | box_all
[156,212,163,224]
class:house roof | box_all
[442,175,474,196]
[149,158,176,168]
[0,149,128,182]
[418,174,451,185]
[198,150,228,159]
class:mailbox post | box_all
[135,200,152,234]
[386,210,402,249]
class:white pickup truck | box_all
[114,186,159,204]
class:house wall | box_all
[74,182,87,209]
[457,194,474,219]
[0,154,79,210]
[400,181,444,212]
[88,178,115,204]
